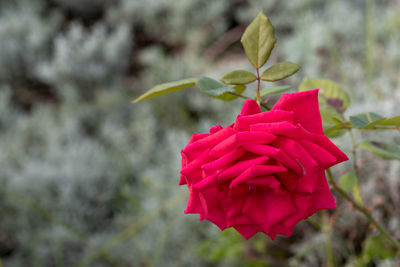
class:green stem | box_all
[325,122,400,135]
[348,129,359,177]
[322,211,335,267]
[326,169,400,251]
[228,92,270,110]
[306,216,321,231]
[256,67,261,104]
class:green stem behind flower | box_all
[256,67,261,104]
[321,211,335,267]
[326,169,400,251]
[227,92,270,110]
[348,129,360,177]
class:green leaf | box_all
[217,84,246,101]
[241,12,276,69]
[258,86,291,97]
[299,78,350,114]
[320,106,346,138]
[338,172,362,205]
[261,62,300,82]
[132,78,197,102]
[352,184,363,206]
[358,141,400,160]
[350,114,400,129]
[352,234,397,267]
[338,172,358,192]
[378,116,400,126]
[220,70,257,85]
[349,112,384,128]
[197,77,237,99]
[362,234,397,259]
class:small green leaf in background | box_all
[133,78,197,102]
[352,234,397,267]
[338,172,358,192]
[241,12,276,69]
[378,116,400,126]
[197,228,244,263]
[350,112,384,128]
[218,85,246,101]
[299,78,350,114]
[261,62,300,82]
[350,113,400,129]
[358,141,400,160]
[198,77,241,100]
[321,106,346,138]
[352,184,363,206]
[258,85,291,97]
[338,172,362,205]
[221,70,257,85]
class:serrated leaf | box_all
[241,12,276,69]
[358,141,400,160]
[299,78,350,114]
[320,106,346,138]
[261,62,300,82]
[221,70,257,85]
[258,86,291,97]
[197,77,236,98]
[338,172,358,192]
[133,78,197,102]
[350,112,384,128]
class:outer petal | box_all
[240,99,261,116]
[272,89,323,134]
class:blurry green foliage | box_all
[0,0,400,266]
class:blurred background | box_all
[0,0,400,266]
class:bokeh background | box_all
[1,0,400,266]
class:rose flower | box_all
[180,89,348,239]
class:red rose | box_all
[180,89,348,239]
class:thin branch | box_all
[322,211,335,267]
[348,129,359,177]
[256,67,261,104]
[326,169,400,251]
[228,92,270,110]
[342,122,400,131]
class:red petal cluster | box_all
[180,90,348,239]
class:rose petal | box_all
[242,191,296,228]
[272,89,323,134]
[246,175,281,189]
[230,165,287,189]
[201,148,246,175]
[233,224,260,240]
[234,110,294,131]
[218,156,269,183]
[273,137,319,193]
[298,139,337,168]
[184,126,236,154]
[240,99,261,116]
